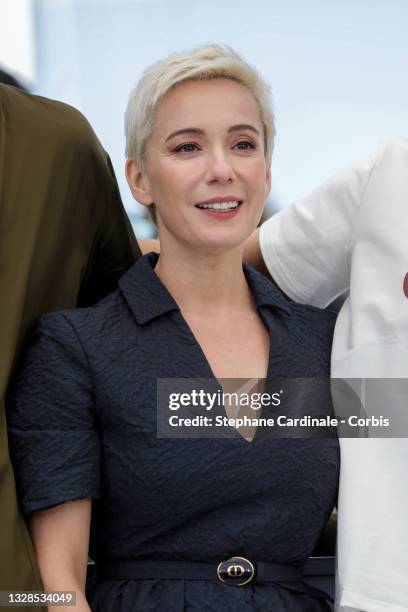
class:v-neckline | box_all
[175,309,273,444]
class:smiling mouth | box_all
[195,200,242,211]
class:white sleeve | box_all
[259,154,376,308]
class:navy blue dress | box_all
[7,253,339,611]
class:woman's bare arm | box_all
[28,499,92,611]
[242,228,272,278]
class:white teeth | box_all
[197,201,240,210]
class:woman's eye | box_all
[234,140,256,151]
[174,143,200,153]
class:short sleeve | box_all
[6,313,100,515]
[259,152,377,308]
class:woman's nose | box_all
[205,150,235,184]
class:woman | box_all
[7,45,338,611]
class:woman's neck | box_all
[153,245,253,315]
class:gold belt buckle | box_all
[216,556,255,586]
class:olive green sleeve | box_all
[77,152,141,306]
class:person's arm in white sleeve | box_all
[249,153,377,308]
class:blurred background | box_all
[2,0,407,237]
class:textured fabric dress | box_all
[7,253,339,612]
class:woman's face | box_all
[128,78,271,253]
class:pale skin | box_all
[138,227,272,279]
[29,501,91,611]
[29,77,274,604]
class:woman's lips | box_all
[195,201,243,220]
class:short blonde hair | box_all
[125,43,275,165]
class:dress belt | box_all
[97,557,333,602]
[99,558,303,583]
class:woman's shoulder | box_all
[10,289,132,406]
[36,286,129,340]
[244,262,338,323]
[289,300,339,324]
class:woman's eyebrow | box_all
[165,128,204,142]
[165,124,260,143]
[228,124,260,136]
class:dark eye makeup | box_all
[173,139,257,154]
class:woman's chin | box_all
[160,225,253,257]
[188,239,246,258]
[187,227,252,254]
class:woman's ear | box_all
[125,158,154,207]
[266,164,272,196]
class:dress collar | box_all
[119,252,291,325]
